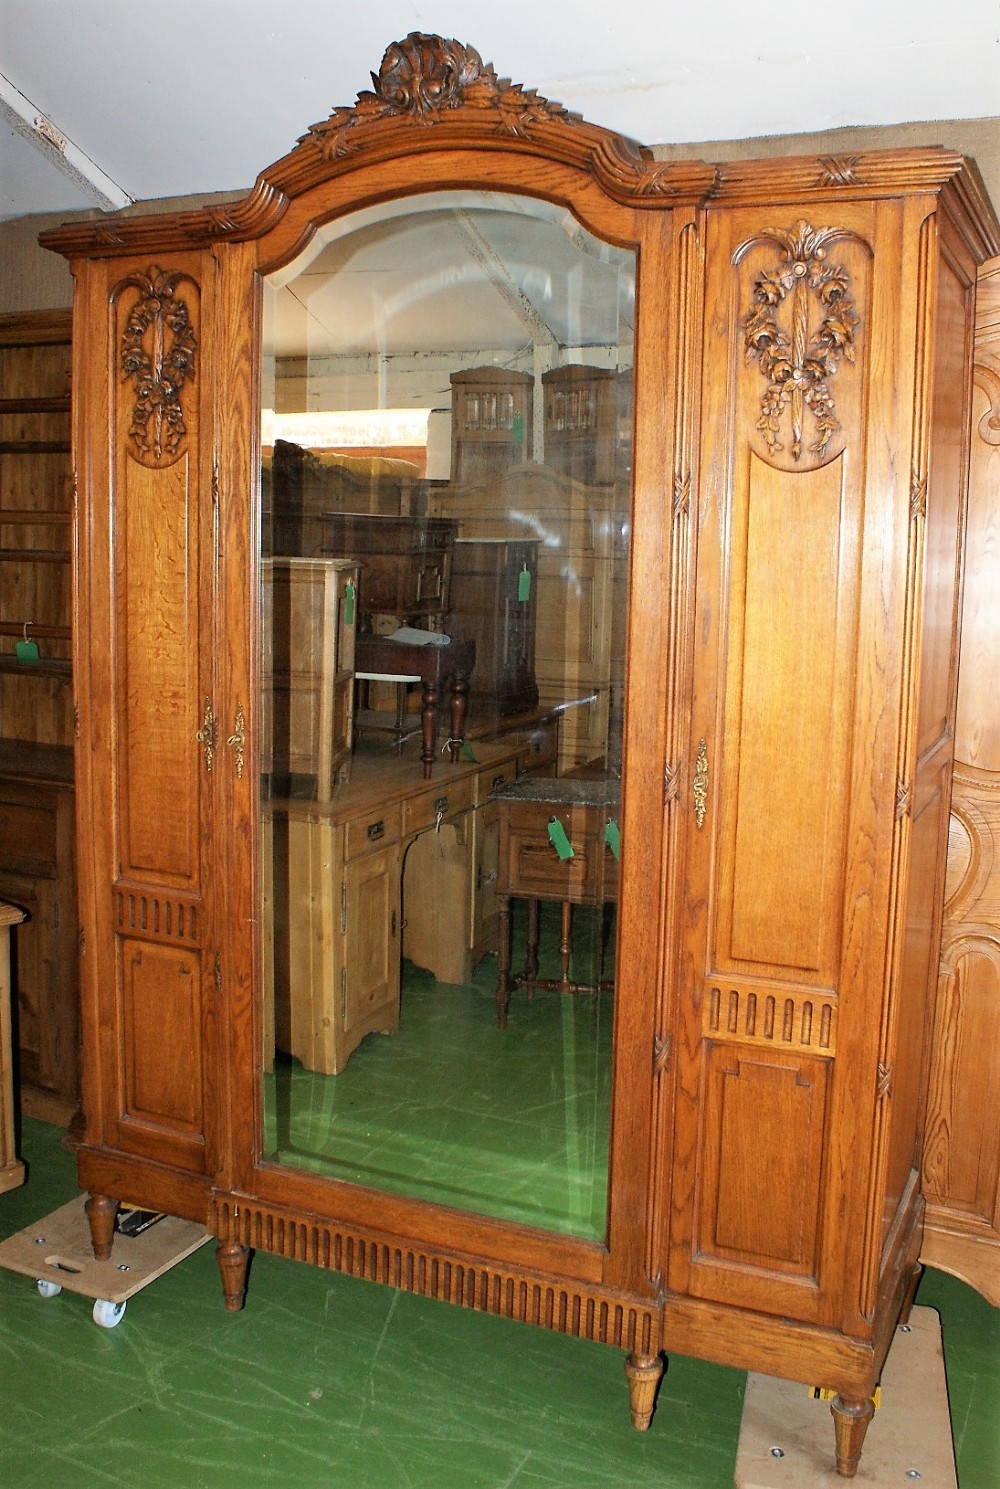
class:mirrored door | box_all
[259,192,635,1241]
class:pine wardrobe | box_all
[42,34,999,1478]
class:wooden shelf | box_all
[0,396,70,415]
[0,441,71,455]
[0,549,70,565]
[0,510,72,526]
[0,310,72,348]
[0,655,72,679]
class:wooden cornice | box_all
[38,36,999,263]
[711,147,999,244]
[39,33,715,260]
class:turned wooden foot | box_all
[830,1393,875,1478]
[624,1350,664,1431]
[85,1192,118,1261]
[216,1240,251,1312]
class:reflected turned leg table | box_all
[355,634,475,778]
[491,776,620,1028]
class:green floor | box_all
[1,1122,997,1488]
[264,947,613,1239]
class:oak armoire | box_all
[41,34,999,1478]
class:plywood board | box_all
[0,1194,210,1304]
[735,1307,955,1488]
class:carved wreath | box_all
[120,267,197,464]
[306,32,570,158]
[743,222,858,461]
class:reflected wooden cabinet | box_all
[432,467,622,771]
[268,804,401,1076]
[450,367,533,483]
[0,313,79,1126]
[447,539,538,723]
[42,33,999,1479]
[542,365,620,486]
[0,742,78,1124]
[262,557,358,800]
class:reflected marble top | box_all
[490,776,620,808]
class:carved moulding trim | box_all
[114,885,200,944]
[119,266,197,465]
[942,795,994,920]
[975,363,1000,445]
[743,222,859,461]
[712,147,988,207]
[704,984,837,1056]
[817,156,863,188]
[212,1196,662,1353]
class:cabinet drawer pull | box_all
[367,819,385,842]
[491,774,508,791]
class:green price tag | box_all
[604,819,621,860]
[460,741,478,762]
[518,566,531,603]
[547,817,574,860]
[15,639,40,666]
[344,582,355,625]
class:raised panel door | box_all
[670,200,907,1329]
[69,250,225,1219]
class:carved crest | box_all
[306,32,570,158]
[743,222,858,461]
[120,266,197,464]
[817,156,862,188]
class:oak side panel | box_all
[921,257,1000,1302]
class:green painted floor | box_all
[264,953,613,1240]
[1,1122,997,1487]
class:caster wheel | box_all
[92,1298,126,1328]
[36,1279,62,1298]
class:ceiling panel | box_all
[1,1,998,225]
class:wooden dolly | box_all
[0,1194,210,1328]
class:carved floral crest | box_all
[743,222,859,461]
[120,266,197,464]
[306,32,570,158]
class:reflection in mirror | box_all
[260,192,634,1240]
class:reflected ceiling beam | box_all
[453,210,559,346]
[0,71,133,212]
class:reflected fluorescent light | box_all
[261,409,431,448]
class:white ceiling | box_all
[2,0,999,225]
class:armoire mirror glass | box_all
[259,190,635,1241]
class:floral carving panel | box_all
[743,222,859,462]
[120,266,198,466]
